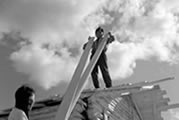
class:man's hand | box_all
[83,36,95,50]
[107,32,115,43]
[88,36,95,41]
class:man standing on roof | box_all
[83,27,115,88]
[8,85,35,120]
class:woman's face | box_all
[27,93,35,111]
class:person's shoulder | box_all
[8,108,28,120]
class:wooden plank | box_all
[130,94,144,120]
[156,98,169,109]
[112,77,174,90]
[30,106,58,117]
[55,38,93,120]
[68,33,109,120]
[56,33,109,120]
[158,104,179,111]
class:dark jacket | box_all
[83,33,115,55]
[91,34,115,55]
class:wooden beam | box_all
[55,38,93,120]
[55,33,109,120]
[68,33,109,120]
[130,94,144,120]
[158,104,179,111]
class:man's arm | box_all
[82,36,95,50]
[107,32,115,44]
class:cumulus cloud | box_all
[98,0,179,79]
[162,109,179,120]
[0,0,179,89]
[170,109,179,120]
[0,0,106,89]
[10,44,78,89]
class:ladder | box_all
[55,33,110,120]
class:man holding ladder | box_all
[83,27,115,88]
[56,27,114,120]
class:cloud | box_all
[0,0,179,89]
[162,109,179,120]
[0,0,106,89]
[171,109,179,120]
[97,0,179,79]
[10,44,78,89]
[0,0,106,44]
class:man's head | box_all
[15,85,35,112]
[95,26,104,38]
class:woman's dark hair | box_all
[15,85,35,104]
[15,85,35,118]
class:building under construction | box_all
[0,34,178,120]
[0,77,178,120]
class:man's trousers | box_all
[90,52,112,88]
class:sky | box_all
[0,0,179,119]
